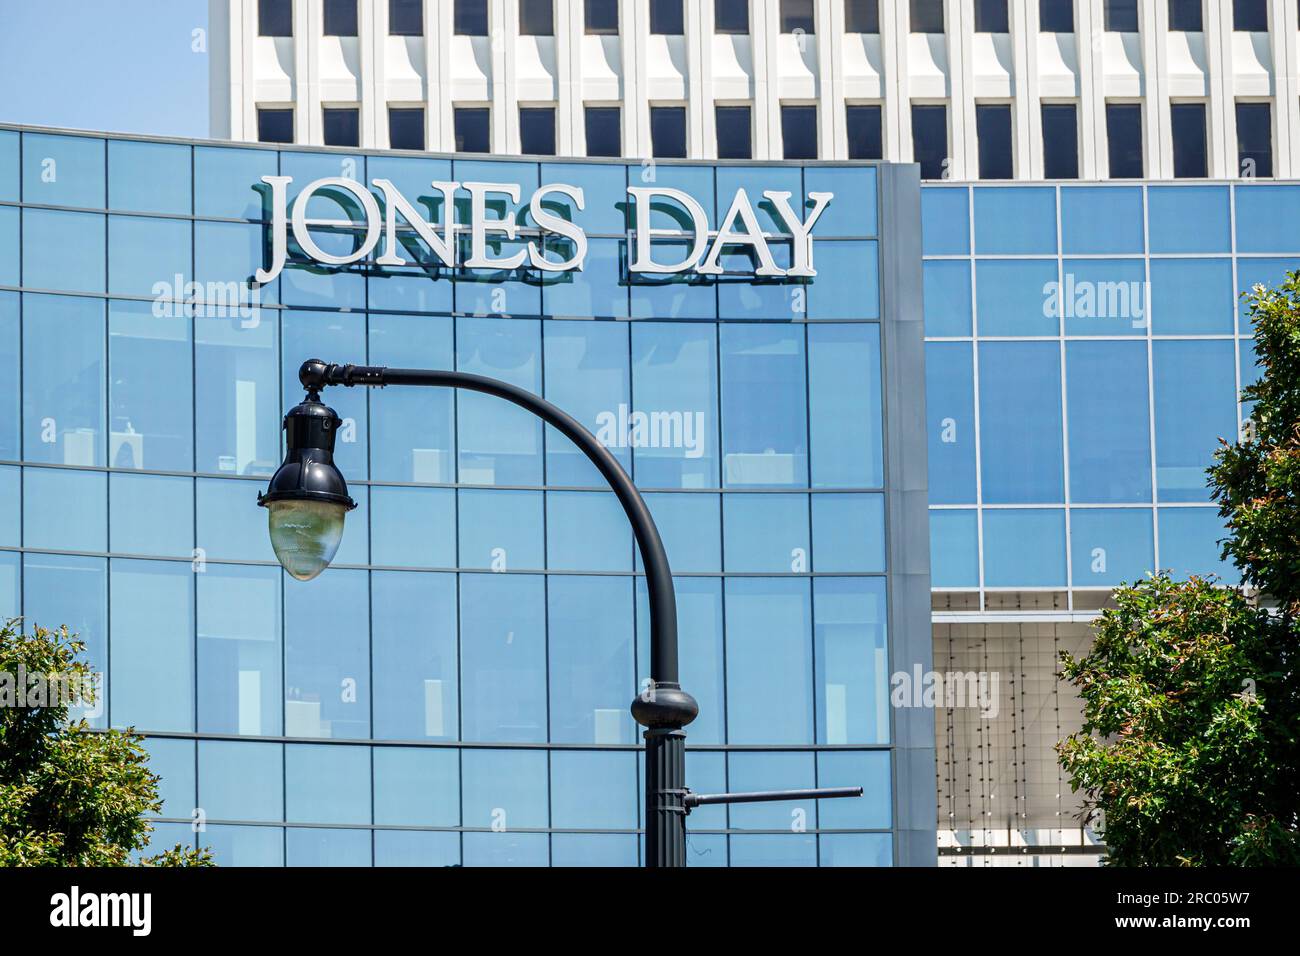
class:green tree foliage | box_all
[0,620,212,866]
[1058,275,1300,867]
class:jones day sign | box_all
[254,176,834,284]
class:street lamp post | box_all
[261,359,861,867]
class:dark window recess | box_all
[780,0,815,33]
[390,0,423,35]
[910,0,945,33]
[520,107,557,155]
[1106,103,1144,177]
[1104,0,1138,31]
[259,0,292,36]
[1171,102,1208,178]
[975,0,1009,32]
[519,0,555,35]
[845,0,880,33]
[585,0,619,34]
[650,106,687,158]
[846,104,883,160]
[1168,0,1202,31]
[585,106,622,156]
[389,108,425,151]
[455,107,490,153]
[782,105,818,160]
[911,104,948,179]
[715,0,750,33]
[323,0,357,36]
[257,108,294,143]
[1236,102,1273,177]
[651,0,685,34]
[455,0,488,35]
[1040,0,1074,32]
[716,106,753,159]
[1234,0,1269,31]
[1041,104,1079,179]
[976,104,1013,179]
[323,108,360,147]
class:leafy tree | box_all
[0,619,211,866]
[1058,275,1300,866]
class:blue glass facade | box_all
[0,126,933,867]
[922,182,1285,597]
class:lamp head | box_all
[258,387,357,581]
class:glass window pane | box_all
[1071,507,1155,588]
[0,295,14,460]
[23,133,105,209]
[1158,506,1237,581]
[1042,103,1079,179]
[198,739,283,821]
[808,323,882,488]
[730,833,818,866]
[926,342,977,504]
[285,743,371,824]
[975,259,1060,336]
[0,130,17,202]
[24,208,106,294]
[814,579,889,745]
[817,749,891,827]
[979,342,1064,503]
[808,240,880,320]
[369,313,455,483]
[547,575,635,744]
[456,316,543,484]
[546,491,632,571]
[929,508,979,588]
[820,832,892,865]
[461,748,548,828]
[23,467,106,552]
[1066,341,1151,503]
[197,564,282,735]
[921,187,970,256]
[1106,102,1144,177]
[1150,258,1234,334]
[460,573,547,742]
[720,325,807,488]
[976,104,1013,179]
[143,736,195,820]
[206,825,284,866]
[812,493,885,572]
[23,555,107,728]
[457,488,544,570]
[371,571,459,740]
[110,473,192,558]
[108,140,191,215]
[1148,185,1230,253]
[1235,185,1300,253]
[543,319,630,482]
[109,299,193,470]
[551,833,638,866]
[723,493,809,572]
[584,106,622,157]
[727,751,816,828]
[846,104,884,161]
[1059,258,1147,336]
[642,492,721,573]
[194,146,278,220]
[541,237,628,318]
[196,476,277,562]
[372,746,459,826]
[983,509,1067,587]
[109,559,194,731]
[1153,340,1237,502]
[630,322,719,488]
[923,260,972,337]
[286,828,371,866]
[374,830,460,866]
[23,294,105,466]
[911,104,948,179]
[1237,257,1300,333]
[463,831,549,866]
[0,209,16,288]
[1060,185,1144,254]
[195,305,279,476]
[973,186,1056,254]
[551,750,637,828]
[725,578,812,743]
[284,569,370,739]
[0,466,18,547]
[1171,102,1208,178]
[370,486,457,568]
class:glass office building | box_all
[0,124,935,867]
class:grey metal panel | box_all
[879,162,937,867]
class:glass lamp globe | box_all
[266,497,348,581]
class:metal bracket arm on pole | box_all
[683,786,864,813]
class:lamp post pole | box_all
[261,359,863,867]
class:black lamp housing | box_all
[257,389,358,512]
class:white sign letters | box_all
[254,176,832,284]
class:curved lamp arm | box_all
[299,359,697,730]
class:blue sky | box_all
[0,0,211,137]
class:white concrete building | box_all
[210,0,1300,178]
